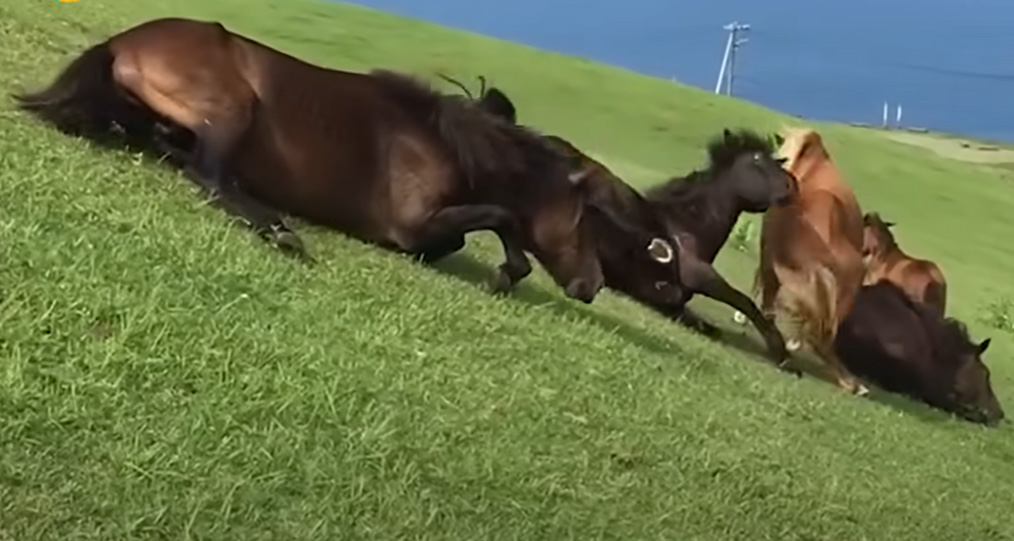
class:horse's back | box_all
[230,50,455,239]
[904,259,948,316]
[762,190,860,267]
[836,282,933,390]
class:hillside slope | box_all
[2,1,1013,539]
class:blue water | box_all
[342,0,1014,142]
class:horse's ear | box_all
[479,87,517,124]
[978,338,992,355]
[772,133,785,147]
[884,221,896,228]
[723,128,734,142]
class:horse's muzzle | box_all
[565,278,603,304]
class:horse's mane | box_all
[778,126,830,173]
[645,128,774,205]
[369,69,558,184]
[871,280,975,366]
[932,315,983,368]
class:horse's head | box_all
[708,128,798,212]
[861,212,897,263]
[774,126,836,183]
[939,324,1004,426]
[465,81,683,304]
[569,166,687,307]
[525,148,683,305]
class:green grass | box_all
[2,1,1014,539]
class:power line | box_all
[715,22,749,95]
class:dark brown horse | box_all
[14,17,683,303]
[835,281,1003,425]
[862,212,947,317]
[463,80,797,365]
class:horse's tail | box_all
[12,40,117,137]
[776,265,840,348]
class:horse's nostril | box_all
[565,279,598,304]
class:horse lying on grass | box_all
[835,280,1003,426]
[13,17,685,304]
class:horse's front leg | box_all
[407,205,532,294]
[680,253,795,372]
[671,306,723,338]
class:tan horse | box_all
[753,127,869,395]
[862,212,947,317]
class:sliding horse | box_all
[835,281,1002,425]
[14,17,682,302]
[461,79,796,365]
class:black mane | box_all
[876,281,976,365]
[644,128,774,205]
[368,69,565,182]
[706,128,775,170]
[936,317,977,362]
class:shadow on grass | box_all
[432,253,985,427]
[775,347,955,426]
[428,252,794,378]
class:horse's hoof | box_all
[777,360,803,378]
[837,378,869,396]
[768,342,790,365]
[701,325,723,339]
[732,311,747,325]
[491,268,517,296]
[271,230,311,262]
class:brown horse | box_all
[755,127,869,395]
[461,79,797,365]
[13,17,683,303]
[835,281,1003,425]
[862,212,947,317]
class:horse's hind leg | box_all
[812,338,869,396]
[416,235,466,264]
[182,114,310,260]
[404,205,531,293]
[110,57,307,260]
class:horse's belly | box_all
[239,111,395,238]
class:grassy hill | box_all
[2,0,1014,539]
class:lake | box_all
[342,0,1014,142]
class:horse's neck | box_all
[872,239,905,267]
[797,159,849,195]
[660,181,740,262]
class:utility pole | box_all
[714,22,750,95]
